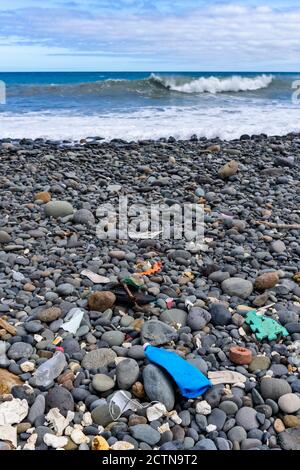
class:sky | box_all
[0,1,299,71]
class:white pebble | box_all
[196,400,212,416]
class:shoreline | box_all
[0,133,300,451]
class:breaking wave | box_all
[9,74,274,97]
[150,73,274,94]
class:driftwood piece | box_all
[0,318,16,336]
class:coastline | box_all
[0,132,300,451]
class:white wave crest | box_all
[152,74,273,94]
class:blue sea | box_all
[0,71,300,141]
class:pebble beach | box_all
[0,132,300,451]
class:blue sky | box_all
[0,1,299,71]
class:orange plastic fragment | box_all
[135,261,162,276]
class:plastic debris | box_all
[23,433,38,450]
[144,344,212,398]
[208,370,247,385]
[52,336,63,346]
[244,309,289,341]
[146,403,167,422]
[61,308,84,334]
[0,398,28,425]
[81,270,110,284]
[185,299,194,311]
[165,298,175,309]
[135,261,162,276]
[34,351,67,388]
[46,408,74,435]
[109,391,144,420]
[0,425,17,448]
[123,275,144,288]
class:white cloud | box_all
[0,3,299,70]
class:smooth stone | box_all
[0,231,11,244]
[88,291,116,312]
[187,307,211,330]
[28,395,46,424]
[207,408,227,430]
[92,374,115,393]
[278,394,300,414]
[141,320,178,346]
[278,426,300,450]
[45,386,74,417]
[227,426,247,443]
[143,364,175,411]
[7,342,33,360]
[116,359,140,390]
[44,201,74,218]
[219,401,238,415]
[249,356,271,372]
[91,403,113,427]
[260,378,292,401]
[130,424,160,445]
[221,278,253,299]
[101,331,125,347]
[160,309,187,327]
[37,307,61,323]
[209,303,231,326]
[81,349,117,369]
[73,209,95,225]
[235,407,259,430]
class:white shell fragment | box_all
[81,270,110,284]
[46,408,74,436]
[0,398,29,425]
[70,428,89,445]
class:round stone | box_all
[278,394,300,414]
[143,364,175,411]
[160,309,187,327]
[73,209,95,225]
[219,400,238,415]
[88,291,116,312]
[141,320,178,346]
[209,304,231,326]
[255,272,279,291]
[130,424,160,445]
[91,403,113,427]
[92,374,115,393]
[7,342,33,360]
[116,358,140,390]
[44,201,74,218]
[101,331,125,347]
[56,284,74,296]
[248,356,270,372]
[37,307,61,323]
[187,307,211,330]
[46,386,74,417]
[34,191,51,203]
[260,378,292,401]
[221,278,253,299]
[0,230,12,244]
[235,407,259,431]
[81,349,117,369]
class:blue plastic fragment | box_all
[144,344,212,398]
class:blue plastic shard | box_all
[144,344,212,398]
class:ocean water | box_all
[0,71,300,141]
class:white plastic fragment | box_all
[61,308,84,334]
[196,400,212,416]
[46,408,74,436]
[146,403,167,422]
[43,433,68,449]
[0,398,28,425]
[81,270,110,284]
[206,424,217,432]
[0,424,17,447]
[167,410,182,424]
[208,370,247,385]
[20,361,35,372]
[158,423,170,434]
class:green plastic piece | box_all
[244,310,289,341]
[123,276,144,288]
